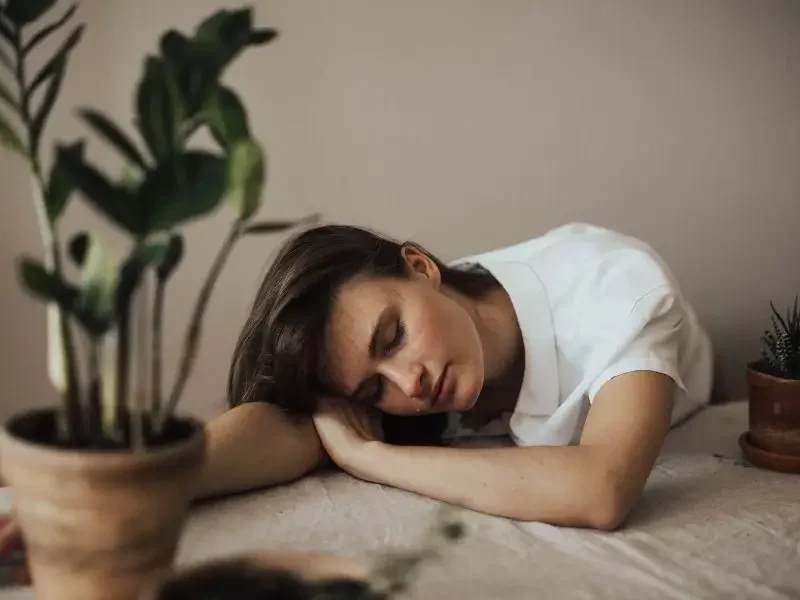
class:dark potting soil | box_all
[7,409,196,451]
[748,359,800,381]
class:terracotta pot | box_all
[0,408,205,600]
[746,363,800,456]
[140,550,375,600]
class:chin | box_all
[452,378,481,412]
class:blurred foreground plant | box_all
[0,1,315,448]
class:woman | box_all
[0,221,717,561]
[198,221,718,530]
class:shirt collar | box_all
[473,258,559,417]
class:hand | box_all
[312,397,384,477]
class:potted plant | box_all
[741,296,800,467]
[0,3,314,599]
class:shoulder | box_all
[535,223,679,292]
[454,223,680,308]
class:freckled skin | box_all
[325,250,487,417]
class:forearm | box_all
[354,443,616,528]
[195,403,327,501]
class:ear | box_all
[401,245,442,286]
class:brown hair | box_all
[226,224,496,416]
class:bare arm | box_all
[195,402,328,501]
[317,370,675,530]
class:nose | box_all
[380,360,426,399]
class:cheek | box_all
[420,293,476,352]
[380,392,419,416]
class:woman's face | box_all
[324,249,485,416]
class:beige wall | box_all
[1,0,798,422]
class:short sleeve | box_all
[586,287,688,401]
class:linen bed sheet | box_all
[2,401,799,599]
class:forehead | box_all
[324,277,399,393]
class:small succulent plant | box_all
[758,296,800,380]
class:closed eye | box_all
[353,317,405,405]
[386,319,405,354]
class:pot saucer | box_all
[739,432,800,474]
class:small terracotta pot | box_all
[0,408,205,600]
[746,363,800,456]
[140,550,375,600]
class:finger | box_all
[0,517,21,553]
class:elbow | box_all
[585,481,631,532]
[511,479,631,530]
[587,498,626,532]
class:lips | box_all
[431,365,450,406]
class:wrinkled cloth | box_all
[2,401,799,599]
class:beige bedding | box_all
[3,401,799,599]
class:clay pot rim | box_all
[746,361,800,386]
[739,432,800,472]
[0,407,205,474]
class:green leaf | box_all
[156,234,183,280]
[0,45,14,73]
[195,9,251,45]
[228,138,264,221]
[205,85,249,149]
[139,240,170,267]
[249,29,278,45]
[136,56,184,161]
[2,0,57,26]
[193,9,274,79]
[181,55,219,118]
[78,109,147,169]
[159,34,217,118]
[244,220,305,235]
[119,162,145,192]
[56,143,143,235]
[0,15,15,45]
[46,139,84,222]
[17,257,79,307]
[0,78,19,114]
[137,151,227,233]
[29,53,66,158]
[27,24,83,100]
[23,3,77,57]
[771,301,790,335]
[160,30,191,65]
[0,112,27,159]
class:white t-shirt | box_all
[442,223,714,447]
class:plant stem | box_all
[151,276,165,415]
[12,25,81,440]
[87,337,101,444]
[157,221,244,431]
[115,275,133,444]
[101,329,118,438]
[132,275,149,451]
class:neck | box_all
[451,285,522,385]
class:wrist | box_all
[347,440,388,482]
